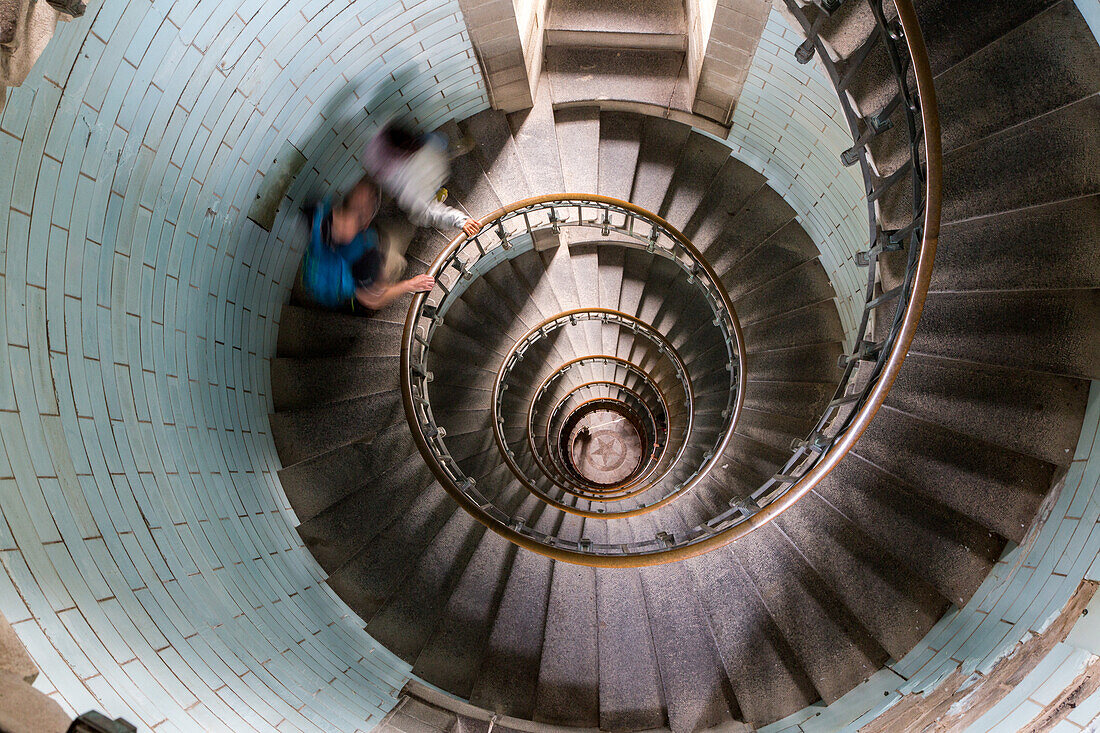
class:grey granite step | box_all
[598,111,644,200]
[553,106,601,193]
[509,83,567,196]
[412,497,541,697]
[732,524,888,705]
[546,0,686,50]
[545,47,692,112]
[591,520,666,732]
[632,514,738,732]
[813,454,1004,606]
[854,405,1053,543]
[773,491,948,660]
[886,353,1089,466]
[276,304,403,359]
[685,545,818,727]
[934,1,1100,154]
[659,132,732,230]
[533,515,599,727]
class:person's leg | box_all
[374,216,415,284]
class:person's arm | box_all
[354,273,435,310]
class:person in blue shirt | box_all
[302,179,434,310]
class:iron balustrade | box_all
[491,308,724,519]
[402,0,940,566]
[537,380,667,499]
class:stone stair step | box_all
[773,491,949,660]
[887,353,1089,466]
[631,115,692,212]
[270,389,402,467]
[685,545,818,728]
[813,455,1004,606]
[855,406,1053,543]
[733,525,889,705]
[546,0,687,50]
[276,304,402,359]
[271,355,398,412]
[912,288,1100,380]
[508,83,567,196]
[597,111,643,200]
[553,106,601,193]
[632,514,739,732]
[659,131,732,231]
[934,1,1100,154]
[545,47,692,112]
[532,515,599,727]
[590,520,666,732]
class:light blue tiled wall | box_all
[725,7,867,346]
[760,380,1100,733]
[0,0,488,730]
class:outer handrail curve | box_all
[402,7,938,566]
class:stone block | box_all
[0,669,70,733]
[0,613,36,684]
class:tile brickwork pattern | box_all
[0,0,487,730]
[724,6,867,347]
[759,380,1100,733]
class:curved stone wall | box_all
[722,5,867,345]
[0,1,486,728]
[0,1,910,730]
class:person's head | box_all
[344,178,379,227]
[381,123,424,155]
[331,179,379,242]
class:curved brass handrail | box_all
[490,308,704,519]
[526,356,675,496]
[402,12,939,567]
[538,382,666,498]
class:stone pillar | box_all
[692,0,771,125]
[0,0,69,114]
[0,612,71,733]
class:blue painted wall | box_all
[0,1,487,728]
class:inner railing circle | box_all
[404,35,940,568]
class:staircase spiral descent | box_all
[269,0,1100,729]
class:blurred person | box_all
[301,178,434,311]
[362,122,481,242]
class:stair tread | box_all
[773,492,948,660]
[686,547,818,727]
[659,132,732,230]
[855,406,1053,542]
[553,106,601,193]
[733,525,888,704]
[533,515,599,727]
[930,195,1100,293]
[598,111,644,201]
[887,352,1088,465]
[591,521,666,731]
[632,515,737,732]
[546,47,693,111]
[935,2,1100,153]
[546,0,686,36]
[508,83,567,196]
[814,455,1004,606]
[941,94,1099,224]
[912,288,1100,380]
[631,115,693,212]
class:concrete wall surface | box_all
[0,0,487,730]
[722,6,866,347]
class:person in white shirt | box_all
[360,123,481,293]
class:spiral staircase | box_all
[268,0,1100,731]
